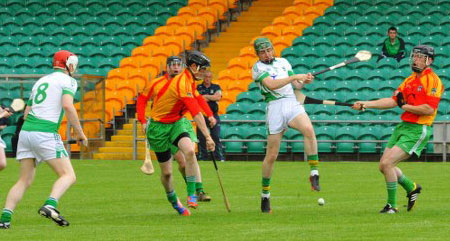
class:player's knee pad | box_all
[172,132,190,147]
[155,150,171,163]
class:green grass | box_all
[1,159,449,241]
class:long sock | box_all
[262,177,271,195]
[398,174,415,193]
[195,182,204,194]
[44,197,58,209]
[166,190,178,205]
[386,182,397,208]
[186,176,196,196]
[1,208,13,223]
[308,154,319,175]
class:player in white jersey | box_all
[0,107,13,171]
[251,37,321,213]
[0,50,87,229]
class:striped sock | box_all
[262,177,271,195]
[386,182,397,208]
[398,175,415,193]
[195,182,204,194]
[44,197,58,209]
[186,176,196,196]
[166,190,178,205]
[308,154,319,174]
[1,208,13,223]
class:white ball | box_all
[318,198,325,206]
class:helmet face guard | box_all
[254,37,274,64]
[166,56,184,77]
[186,51,211,80]
[410,45,434,73]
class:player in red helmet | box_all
[0,50,87,229]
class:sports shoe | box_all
[187,195,198,209]
[261,196,271,213]
[197,191,211,202]
[309,175,321,191]
[407,183,422,212]
[379,204,398,214]
[38,206,69,227]
[172,198,191,216]
[0,222,10,229]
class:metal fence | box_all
[131,119,450,162]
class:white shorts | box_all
[0,136,5,149]
[16,131,68,164]
[266,98,306,134]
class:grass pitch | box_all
[1,159,449,241]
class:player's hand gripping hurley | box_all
[295,50,371,110]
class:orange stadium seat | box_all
[238,69,252,83]
[151,46,179,58]
[282,6,302,21]
[239,55,258,68]
[107,68,129,81]
[293,0,313,8]
[129,68,151,92]
[272,16,292,28]
[293,16,314,28]
[218,69,239,81]
[273,35,295,52]
[177,6,198,18]
[314,0,333,8]
[227,81,247,92]
[142,36,164,48]
[131,46,151,57]
[154,26,177,38]
[166,16,188,28]
[115,82,136,103]
[227,57,247,71]
[282,25,303,39]
[197,7,218,29]
[189,0,208,10]
[119,57,139,68]
[239,46,256,57]
[261,25,283,40]
[105,91,125,115]
[207,4,227,21]
[175,26,197,43]
[187,17,208,36]
[209,0,228,15]
[164,36,187,52]
[304,6,325,18]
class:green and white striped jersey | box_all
[252,58,295,103]
[22,71,78,133]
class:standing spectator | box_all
[377,26,406,63]
[196,71,225,162]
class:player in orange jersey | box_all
[353,45,444,214]
[137,56,213,203]
[137,51,215,215]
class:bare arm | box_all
[402,104,435,115]
[23,106,31,120]
[262,74,312,90]
[356,98,397,109]
[193,112,215,151]
[62,94,86,140]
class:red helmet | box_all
[53,50,78,73]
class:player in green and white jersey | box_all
[0,50,87,229]
[252,37,321,213]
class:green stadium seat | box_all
[302,26,323,37]
[226,103,246,115]
[354,16,375,29]
[246,126,266,153]
[313,16,335,27]
[322,26,343,38]
[315,126,334,153]
[323,6,342,19]
[247,102,266,115]
[1,125,16,153]
[335,126,358,153]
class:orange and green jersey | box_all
[393,68,444,126]
[136,70,212,124]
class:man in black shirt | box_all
[196,71,225,161]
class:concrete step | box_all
[105,141,141,147]
[93,152,148,160]
[97,146,147,153]
[111,135,145,141]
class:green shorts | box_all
[387,122,432,157]
[147,118,197,155]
